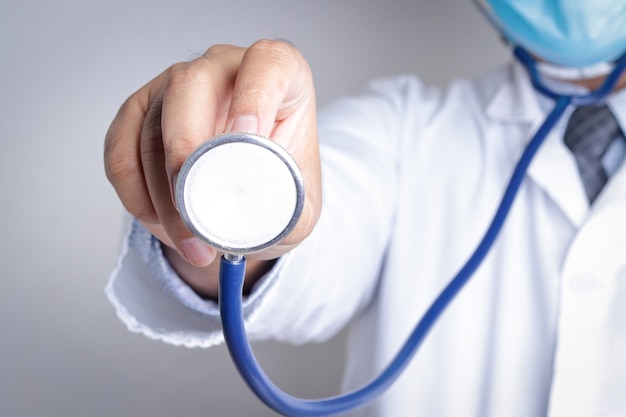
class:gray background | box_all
[0,1,508,416]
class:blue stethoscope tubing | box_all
[218,47,626,417]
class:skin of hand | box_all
[104,40,322,298]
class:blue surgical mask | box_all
[473,0,626,69]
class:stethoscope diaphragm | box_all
[175,132,304,254]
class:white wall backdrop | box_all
[0,1,508,416]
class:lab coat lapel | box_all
[486,61,588,227]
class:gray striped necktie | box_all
[564,105,625,204]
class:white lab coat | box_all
[107,60,626,417]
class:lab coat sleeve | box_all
[243,76,436,345]
[106,75,440,347]
[105,216,289,348]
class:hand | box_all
[104,40,322,295]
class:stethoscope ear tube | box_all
[217,49,626,416]
[218,96,571,416]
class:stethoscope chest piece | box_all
[175,132,304,254]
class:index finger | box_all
[160,45,246,198]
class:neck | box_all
[570,72,626,91]
[528,50,626,92]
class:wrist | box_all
[162,243,277,299]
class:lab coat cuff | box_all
[144,219,285,319]
[105,216,287,348]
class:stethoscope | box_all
[175,47,626,417]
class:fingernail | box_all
[230,115,259,134]
[180,237,214,266]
